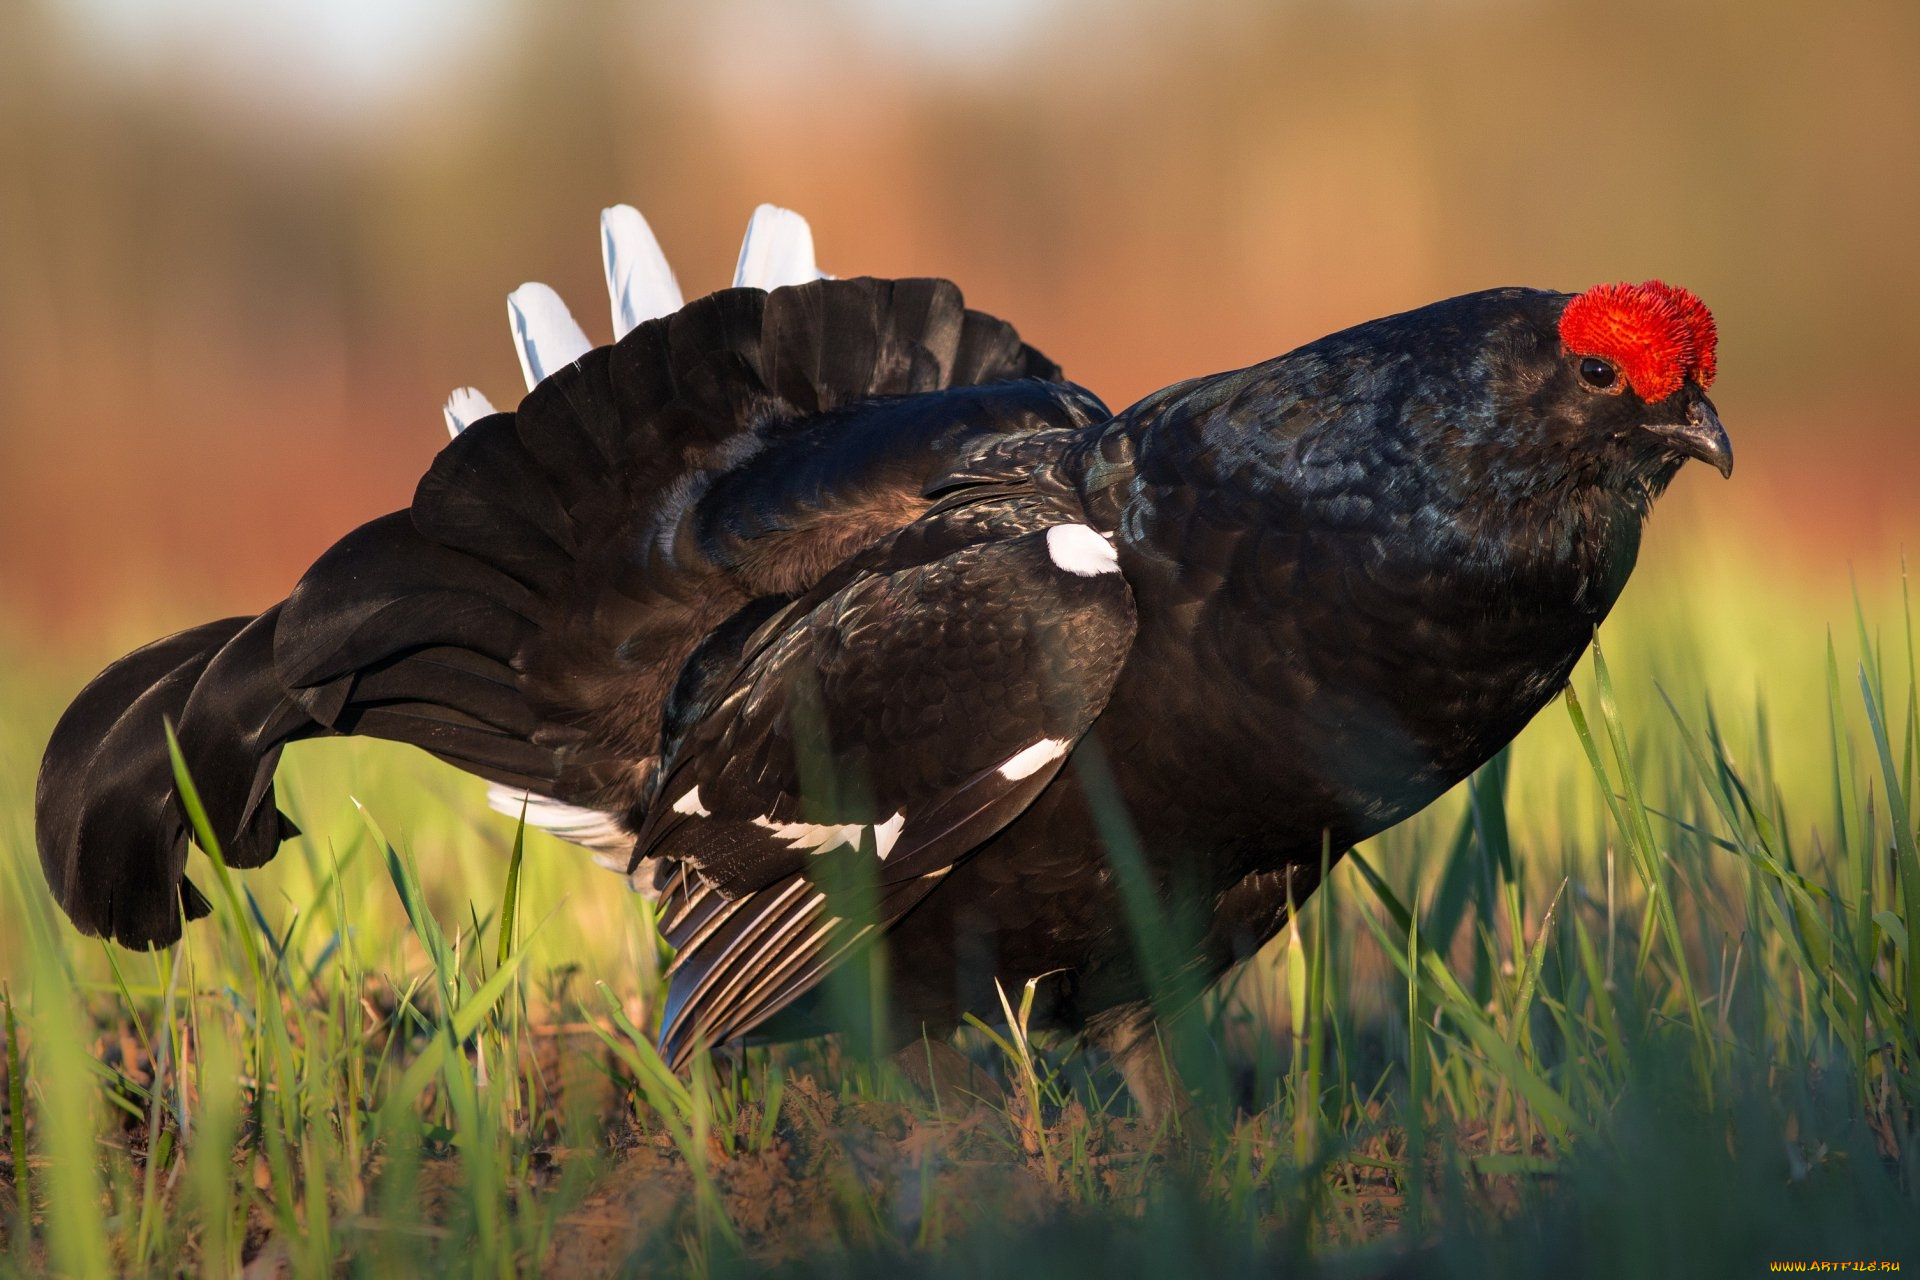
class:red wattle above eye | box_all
[1559,281,1716,400]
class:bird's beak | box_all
[1647,395,1733,478]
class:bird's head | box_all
[1532,279,1730,488]
[1127,278,1730,532]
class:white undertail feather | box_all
[601,205,683,338]
[443,203,826,438]
[732,204,823,291]
[506,283,593,391]
[486,784,635,864]
[442,387,496,438]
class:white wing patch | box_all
[733,204,823,291]
[507,283,593,390]
[873,811,907,861]
[1045,524,1119,576]
[752,815,866,855]
[601,204,683,339]
[999,738,1071,780]
[442,387,496,438]
[671,786,711,817]
[749,812,908,859]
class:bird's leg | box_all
[890,1033,1004,1116]
[1088,1007,1193,1134]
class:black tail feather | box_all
[36,616,287,946]
[174,605,328,872]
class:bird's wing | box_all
[638,505,1137,1066]
[278,278,1102,831]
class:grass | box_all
[0,545,1916,1276]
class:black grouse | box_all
[35,205,1730,1117]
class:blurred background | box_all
[1,0,1915,653]
[1,0,1918,1076]
[3,12,1917,1266]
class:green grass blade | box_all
[4,985,27,1241]
[1857,664,1920,1048]
[496,799,529,971]
[1509,880,1567,1050]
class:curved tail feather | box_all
[35,614,310,947]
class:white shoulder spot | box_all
[998,737,1071,781]
[1045,523,1119,576]
[873,812,907,861]
[670,786,711,818]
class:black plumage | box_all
[35,272,1729,1111]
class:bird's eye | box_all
[1579,357,1619,390]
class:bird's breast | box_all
[1099,502,1617,874]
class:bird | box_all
[35,203,1729,1119]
